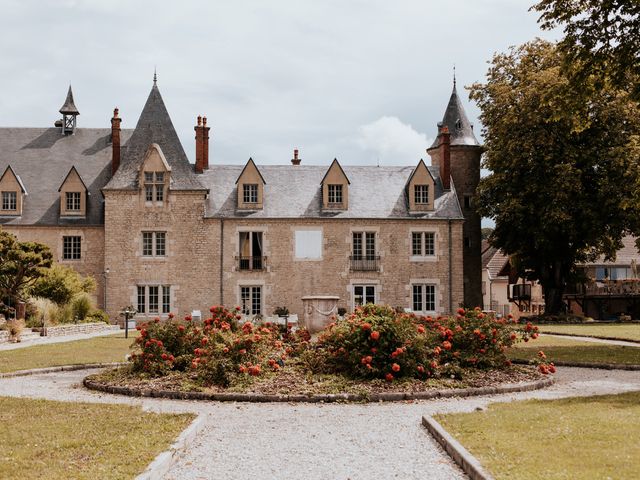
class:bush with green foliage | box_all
[30,264,95,305]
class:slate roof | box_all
[104,84,206,191]
[201,164,463,219]
[0,127,132,225]
[429,81,480,149]
[482,243,510,279]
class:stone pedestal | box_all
[301,296,339,333]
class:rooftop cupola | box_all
[59,85,80,135]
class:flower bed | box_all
[90,305,553,397]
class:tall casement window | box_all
[65,192,81,211]
[327,184,343,205]
[137,285,171,314]
[353,285,376,308]
[243,184,258,204]
[412,284,436,312]
[142,232,166,257]
[351,231,378,271]
[240,286,262,315]
[411,232,435,257]
[238,232,264,270]
[414,184,429,205]
[62,236,81,260]
[1,191,17,211]
[144,172,165,202]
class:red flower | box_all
[370,331,380,341]
[154,317,160,323]
[457,308,465,316]
[365,355,373,364]
[539,364,549,374]
[510,333,517,340]
[391,363,400,372]
[223,347,229,353]
[417,325,425,334]
[548,363,556,374]
[178,325,185,333]
[538,350,546,359]
[185,315,193,322]
[417,365,425,373]
[161,353,168,360]
[239,349,247,355]
[168,312,175,319]
[361,323,372,331]
[385,373,394,382]
[442,341,452,350]
[201,337,209,346]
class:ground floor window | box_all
[137,285,171,314]
[353,284,376,308]
[240,286,262,315]
[412,284,436,312]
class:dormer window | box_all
[414,185,429,205]
[328,184,343,205]
[144,172,165,202]
[66,192,81,211]
[243,184,259,204]
[2,191,17,211]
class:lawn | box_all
[434,391,640,480]
[537,324,640,341]
[509,335,640,365]
[0,396,194,480]
[0,332,137,373]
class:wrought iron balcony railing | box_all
[236,256,267,271]
[349,255,380,272]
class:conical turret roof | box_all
[429,81,479,149]
[59,86,80,115]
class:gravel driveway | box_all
[1,367,639,480]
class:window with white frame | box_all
[243,184,258,203]
[142,231,166,257]
[327,184,343,204]
[412,284,436,312]
[240,286,262,315]
[137,285,171,314]
[62,236,81,260]
[1,191,17,211]
[294,229,322,260]
[144,172,165,202]
[411,232,435,256]
[65,192,81,211]
[352,232,376,259]
[353,284,376,307]
[414,184,429,204]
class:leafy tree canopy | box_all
[533,0,640,99]
[30,263,96,305]
[470,39,640,314]
[0,229,53,307]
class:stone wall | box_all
[38,322,119,337]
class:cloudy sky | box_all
[0,0,555,168]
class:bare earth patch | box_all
[88,364,544,398]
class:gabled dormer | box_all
[0,166,26,216]
[406,159,435,212]
[321,158,350,210]
[236,158,266,210]
[139,143,171,206]
[58,166,88,217]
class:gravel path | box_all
[1,367,639,479]
[0,329,121,351]
[541,333,640,348]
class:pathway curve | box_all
[1,367,639,479]
[541,333,640,348]
[0,329,121,352]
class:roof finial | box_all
[453,64,456,89]
[153,67,157,86]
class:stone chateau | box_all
[0,78,482,320]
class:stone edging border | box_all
[136,414,206,480]
[510,358,640,371]
[0,363,124,379]
[541,332,640,344]
[83,375,556,403]
[422,415,494,480]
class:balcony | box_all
[236,256,266,271]
[510,283,532,301]
[350,255,380,272]
[566,280,640,297]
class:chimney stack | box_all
[291,148,301,165]
[439,125,451,190]
[195,115,211,173]
[111,108,121,175]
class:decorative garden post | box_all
[119,305,137,339]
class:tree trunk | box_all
[540,261,568,315]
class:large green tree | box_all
[471,39,640,314]
[533,0,640,99]
[0,229,53,310]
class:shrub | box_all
[30,264,95,305]
[70,293,93,322]
[7,318,25,342]
[86,309,110,324]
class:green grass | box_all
[537,324,640,341]
[434,391,640,480]
[0,396,194,480]
[509,335,640,365]
[0,332,137,373]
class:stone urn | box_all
[301,296,339,334]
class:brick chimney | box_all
[439,125,451,190]
[291,148,301,165]
[111,108,121,175]
[194,115,211,174]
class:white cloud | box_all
[356,116,432,165]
